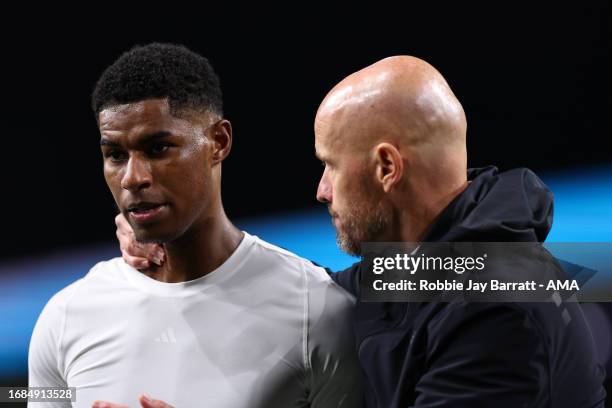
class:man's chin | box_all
[336,231,362,257]
[133,227,173,245]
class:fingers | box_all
[139,394,174,408]
[119,235,163,267]
[115,212,130,231]
[91,395,172,408]
[123,254,152,270]
[115,213,166,268]
[92,401,130,408]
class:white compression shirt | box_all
[28,232,361,408]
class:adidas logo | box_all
[153,327,177,343]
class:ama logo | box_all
[546,280,580,291]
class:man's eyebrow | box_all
[100,131,173,147]
[100,138,118,147]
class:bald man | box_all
[314,56,468,251]
[118,56,606,407]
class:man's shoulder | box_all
[248,234,331,281]
[40,257,127,314]
[74,256,127,287]
[330,261,362,296]
[247,234,355,303]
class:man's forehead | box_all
[315,99,359,146]
[97,100,209,142]
[314,110,337,141]
[102,100,164,116]
[316,135,348,164]
[315,119,350,159]
[100,99,171,127]
[314,130,331,157]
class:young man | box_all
[28,43,361,408]
[120,55,606,407]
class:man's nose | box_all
[316,170,332,203]
[121,155,152,192]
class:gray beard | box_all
[335,201,391,257]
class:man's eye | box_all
[105,150,127,162]
[149,143,171,156]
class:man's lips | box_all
[125,202,168,224]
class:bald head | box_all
[316,55,466,151]
[315,56,470,243]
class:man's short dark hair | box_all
[92,43,223,118]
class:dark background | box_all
[0,2,609,401]
[2,3,609,262]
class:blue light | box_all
[1,166,611,378]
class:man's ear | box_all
[211,119,233,164]
[374,143,403,193]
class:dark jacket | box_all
[332,166,607,408]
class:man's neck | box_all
[144,212,243,283]
[399,180,469,242]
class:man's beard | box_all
[334,197,392,257]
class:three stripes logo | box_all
[154,327,177,343]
